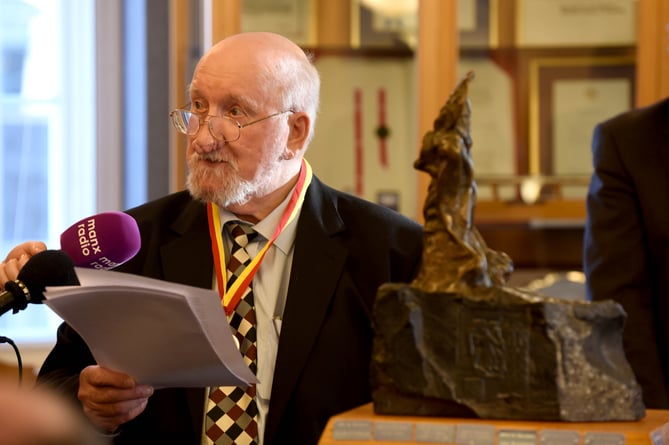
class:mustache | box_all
[189,151,236,166]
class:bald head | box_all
[207,32,308,62]
[193,32,320,143]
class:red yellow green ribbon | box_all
[207,159,313,315]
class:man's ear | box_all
[286,112,310,154]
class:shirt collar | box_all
[217,184,305,255]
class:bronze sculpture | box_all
[412,71,512,293]
[370,72,645,422]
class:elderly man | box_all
[38,32,423,445]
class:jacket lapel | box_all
[157,199,214,440]
[655,99,669,180]
[264,178,347,444]
[160,199,213,288]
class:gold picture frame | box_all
[528,56,635,176]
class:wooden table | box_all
[318,403,669,445]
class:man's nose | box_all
[191,120,219,152]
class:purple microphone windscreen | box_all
[59,211,141,270]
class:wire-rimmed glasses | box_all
[169,107,294,142]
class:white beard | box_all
[186,150,283,208]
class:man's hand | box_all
[78,365,154,433]
[0,241,47,289]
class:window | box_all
[0,0,96,343]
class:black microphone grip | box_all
[0,250,79,317]
[0,280,30,316]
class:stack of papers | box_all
[44,267,258,389]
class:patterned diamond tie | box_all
[206,221,259,445]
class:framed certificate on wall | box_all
[516,0,636,47]
[528,56,635,180]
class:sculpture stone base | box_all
[370,283,645,422]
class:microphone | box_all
[59,211,141,270]
[0,250,79,316]
[0,212,139,316]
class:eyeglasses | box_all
[169,107,294,142]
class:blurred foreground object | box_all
[0,378,108,445]
[370,72,645,421]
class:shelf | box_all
[474,200,586,226]
[319,403,669,445]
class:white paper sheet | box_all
[44,267,258,389]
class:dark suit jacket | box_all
[38,176,423,445]
[583,98,669,408]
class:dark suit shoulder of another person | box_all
[584,97,669,409]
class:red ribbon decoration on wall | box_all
[377,88,389,169]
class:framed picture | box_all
[350,0,417,50]
[241,0,315,46]
[350,0,494,50]
[459,57,515,176]
[459,0,492,48]
[528,56,635,179]
[516,0,636,47]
